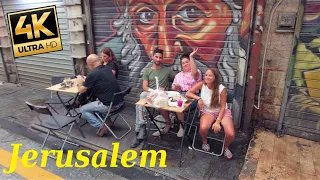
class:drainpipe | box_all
[242,0,265,131]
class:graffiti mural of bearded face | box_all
[127,0,232,64]
[96,0,246,89]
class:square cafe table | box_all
[45,79,86,139]
[136,97,196,167]
[46,80,80,117]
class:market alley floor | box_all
[0,82,249,180]
[239,129,320,180]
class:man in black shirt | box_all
[77,54,122,136]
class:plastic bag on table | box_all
[146,89,168,108]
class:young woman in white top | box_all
[186,68,234,159]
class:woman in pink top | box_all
[172,48,202,92]
[153,48,201,138]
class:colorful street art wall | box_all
[91,0,253,127]
[283,0,320,140]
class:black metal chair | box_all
[94,87,132,139]
[26,101,85,159]
[45,76,75,114]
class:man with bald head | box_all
[77,54,122,136]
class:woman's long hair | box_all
[101,47,120,68]
[204,68,221,109]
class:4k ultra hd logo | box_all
[7,5,62,58]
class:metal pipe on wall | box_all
[242,0,265,131]
[254,0,284,111]
[235,0,256,130]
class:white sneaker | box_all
[177,128,184,137]
[152,128,170,136]
[152,130,163,136]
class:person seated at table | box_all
[74,48,119,107]
[100,47,120,78]
[153,48,202,137]
[186,68,234,159]
[76,54,122,137]
[130,48,176,148]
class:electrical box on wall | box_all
[276,13,296,32]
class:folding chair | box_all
[187,93,233,135]
[45,76,75,114]
[26,101,85,159]
[189,105,225,156]
[188,93,233,156]
[94,87,132,139]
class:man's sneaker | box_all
[130,132,142,148]
[96,125,108,137]
[106,117,113,127]
[152,130,162,136]
[152,129,169,136]
[177,128,184,137]
[130,138,143,148]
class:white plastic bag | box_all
[154,93,168,107]
[167,91,181,101]
[146,76,168,108]
[149,90,168,108]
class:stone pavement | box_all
[0,82,248,179]
[239,129,320,180]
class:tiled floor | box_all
[239,129,320,180]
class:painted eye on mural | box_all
[138,10,155,23]
[177,5,203,22]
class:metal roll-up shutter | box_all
[0,49,6,82]
[91,0,253,127]
[282,0,320,141]
[1,0,74,88]
[0,6,8,82]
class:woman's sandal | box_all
[202,144,210,152]
[224,149,233,159]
